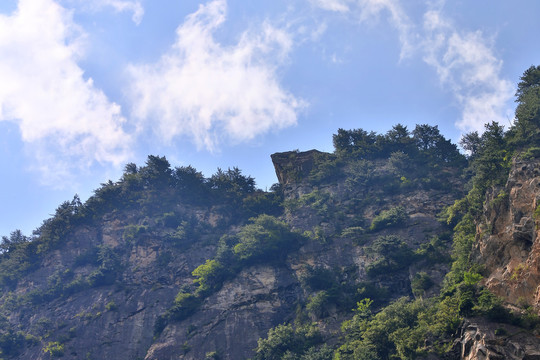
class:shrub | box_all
[0,329,27,357]
[122,224,148,244]
[155,291,202,334]
[300,344,334,360]
[205,351,220,359]
[345,160,375,192]
[160,212,181,228]
[253,324,322,360]
[105,301,117,312]
[522,146,540,159]
[43,341,64,357]
[411,272,434,297]
[365,235,414,277]
[192,260,225,293]
[369,206,407,231]
[306,291,330,319]
[308,154,343,185]
[233,215,302,262]
[242,192,283,217]
[534,204,540,221]
[87,245,120,287]
[299,266,336,292]
[340,227,368,245]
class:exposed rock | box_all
[473,157,540,310]
[271,150,323,186]
[452,318,540,360]
[145,266,301,359]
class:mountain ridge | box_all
[1,65,539,360]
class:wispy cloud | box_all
[66,0,144,25]
[309,0,350,13]
[310,0,414,59]
[128,0,305,151]
[0,0,131,186]
[355,0,414,59]
[311,0,515,133]
[421,9,514,132]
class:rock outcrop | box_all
[473,157,540,311]
[271,150,323,186]
[452,318,540,360]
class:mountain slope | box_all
[1,65,539,360]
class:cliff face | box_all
[4,205,218,360]
[452,318,540,360]
[4,149,540,359]
[0,149,466,359]
[473,157,540,310]
[146,149,464,358]
[146,265,300,359]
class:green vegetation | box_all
[411,272,434,298]
[0,156,277,293]
[253,324,326,360]
[365,235,414,277]
[233,215,302,262]
[122,224,149,244]
[43,341,65,357]
[369,206,408,232]
[192,259,225,293]
[0,329,30,357]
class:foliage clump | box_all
[369,206,408,232]
[253,323,327,360]
[365,235,414,277]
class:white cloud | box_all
[311,0,414,59]
[67,0,144,25]
[311,0,514,134]
[128,0,304,151]
[355,0,414,59]
[0,0,131,186]
[422,10,514,132]
[310,0,350,13]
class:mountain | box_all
[0,65,539,360]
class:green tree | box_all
[192,259,225,293]
[139,155,172,188]
[413,124,464,164]
[515,64,540,103]
[0,230,29,254]
[460,131,481,159]
[369,206,408,231]
[509,65,540,149]
[253,324,322,360]
[233,215,300,261]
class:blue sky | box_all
[1,0,539,236]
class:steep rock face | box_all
[451,318,540,360]
[3,207,216,360]
[473,157,540,310]
[146,265,300,359]
[145,150,465,358]
[270,150,465,326]
[0,149,467,359]
[271,150,323,186]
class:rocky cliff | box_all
[474,157,540,310]
[0,146,467,359]
[452,318,540,360]
[2,138,540,359]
